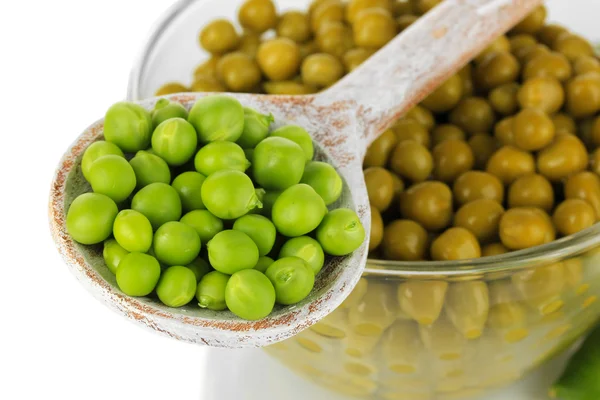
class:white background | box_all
[0,1,596,399]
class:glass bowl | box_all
[127,0,600,398]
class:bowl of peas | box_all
[123,0,600,398]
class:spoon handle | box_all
[318,0,543,148]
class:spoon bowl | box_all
[49,0,541,348]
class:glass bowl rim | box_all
[366,224,600,277]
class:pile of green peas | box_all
[66,94,365,320]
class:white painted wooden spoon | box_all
[49,0,542,348]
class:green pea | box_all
[265,257,315,305]
[194,141,250,176]
[186,257,212,282]
[66,193,118,245]
[172,171,206,212]
[113,209,153,253]
[279,236,325,275]
[180,210,224,243]
[233,214,276,256]
[272,184,327,237]
[196,271,230,311]
[87,155,136,203]
[201,170,261,219]
[116,252,161,296]
[129,150,171,190]
[152,98,189,129]
[208,230,259,274]
[81,141,124,181]
[225,269,276,320]
[236,107,274,149]
[152,118,198,166]
[132,182,182,230]
[254,256,275,273]
[300,161,343,205]
[253,137,305,190]
[260,190,282,218]
[316,208,365,256]
[270,125,314,162]
[104,102,152,152]
[188,95,244,143]
[156,266,197,307]
[153,221,201,266]
[103,238,129,274]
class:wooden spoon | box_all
[49,0,541,348]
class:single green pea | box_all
[87,155,136,203]
[233,214,276,256]
[153,221,201,266]
[300,161,343,205]
[194,141,250,176]
[113,209,153,253]
[129,150,171,190]
[260,190,282,218]
[236,107,274,149]
[196,271,230,311]
[253,137,305,190]
[201,170,262,219]
[116,252,161,296]
[265,257,315,305]
[172,171,206,212]
[272,184,327,237]
[156,266,197,307]
[208,230,259,274]
[180,210,224,243]
[186,257,212,282]
[132,182,182,230]
[104,102,152,152]
[279,236,325,275]
[66,193,118,245]
[225,269,276,320]
[316,208,365,256]
[81,141,124,181]
[152,98,189,129]
[188,95,245,143]
[254,256,275,273]
[270,125,314,162]
[103,238,129,274]
[152,118,198,166]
